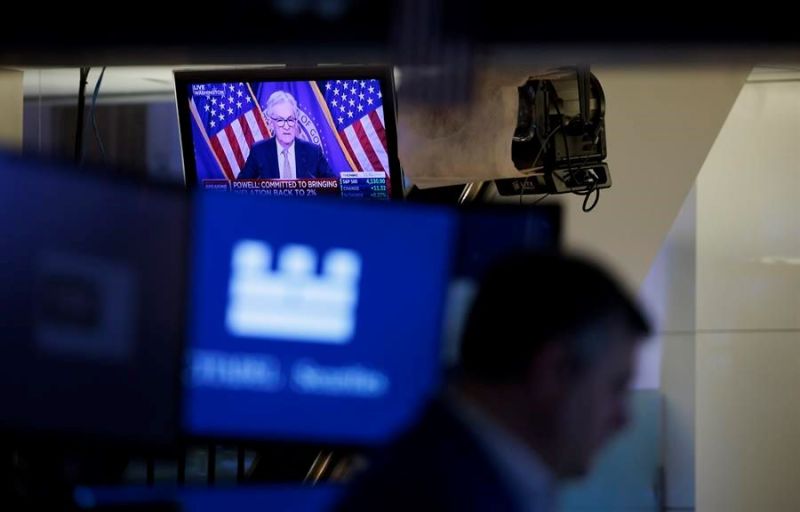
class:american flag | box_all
[321,79,389,174]
[190,82,270,180]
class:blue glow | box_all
[185,192,454,443]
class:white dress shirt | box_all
[276,140,296,179]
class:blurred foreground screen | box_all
[0,153,187,445]
[184,191,455,444]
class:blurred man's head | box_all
[265,91,299,148]
[457,251,650,479]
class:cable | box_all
[90,66,107,162]
[552,82,601,212]
[518,175,528,206]
[37,70,42,153]
[519,124,562,206]
[74,67,90,164]
[582,181,599,212]
[552,88,577,185]
[532,193,550,206]
[550,166,602,211]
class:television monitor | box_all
[441,203,562,367]
[0,153,187,446]
[454,203,561,279]
[183,191,455,444]
[174,66,401,200]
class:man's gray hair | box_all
[265,90,298,118]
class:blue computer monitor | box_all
[184,191,455,444]
[454,204,561,279]
[0,153,187,445]
[174,66,401,200]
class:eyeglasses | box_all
[270,116,297,128]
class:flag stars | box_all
[210,120,216,128]
[228,107,234,114]
[228,96,234,103]
[357,104,364,112]
[236,90,243,97]
[333,88,340,95]
[211,98,218,105]
[359,93,364,100]
[368,86,374,94]
[339,105,345,113]
[348,99,355,107]
[367,98,373,105]
[351,87,356,95]
[211,109,217,116]
[338,116,344,124]
[229,85,235,92]
[204,104,210,112]
[245,96,251,103]
[347,110,353,118]
[218,114,224,121]
[325,82,332,90]
[332,99,338,107]
[378,91,382,98]
[236,101,242,108]
[360,80,365,87]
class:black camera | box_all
[510,67,610,197]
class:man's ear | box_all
[525,342,572,403]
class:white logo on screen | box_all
[225,240,361,344]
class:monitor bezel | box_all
[173,65,403,200]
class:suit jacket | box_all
[335,400,522,512]
[238,137,336,180]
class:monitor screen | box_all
[184,191,455,444]
[0,154,187,445]
[441,204,562,367]
[454,204,561,279]
[174,66,400,200]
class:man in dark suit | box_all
[237,90,336,180]
[336,251,651,512]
